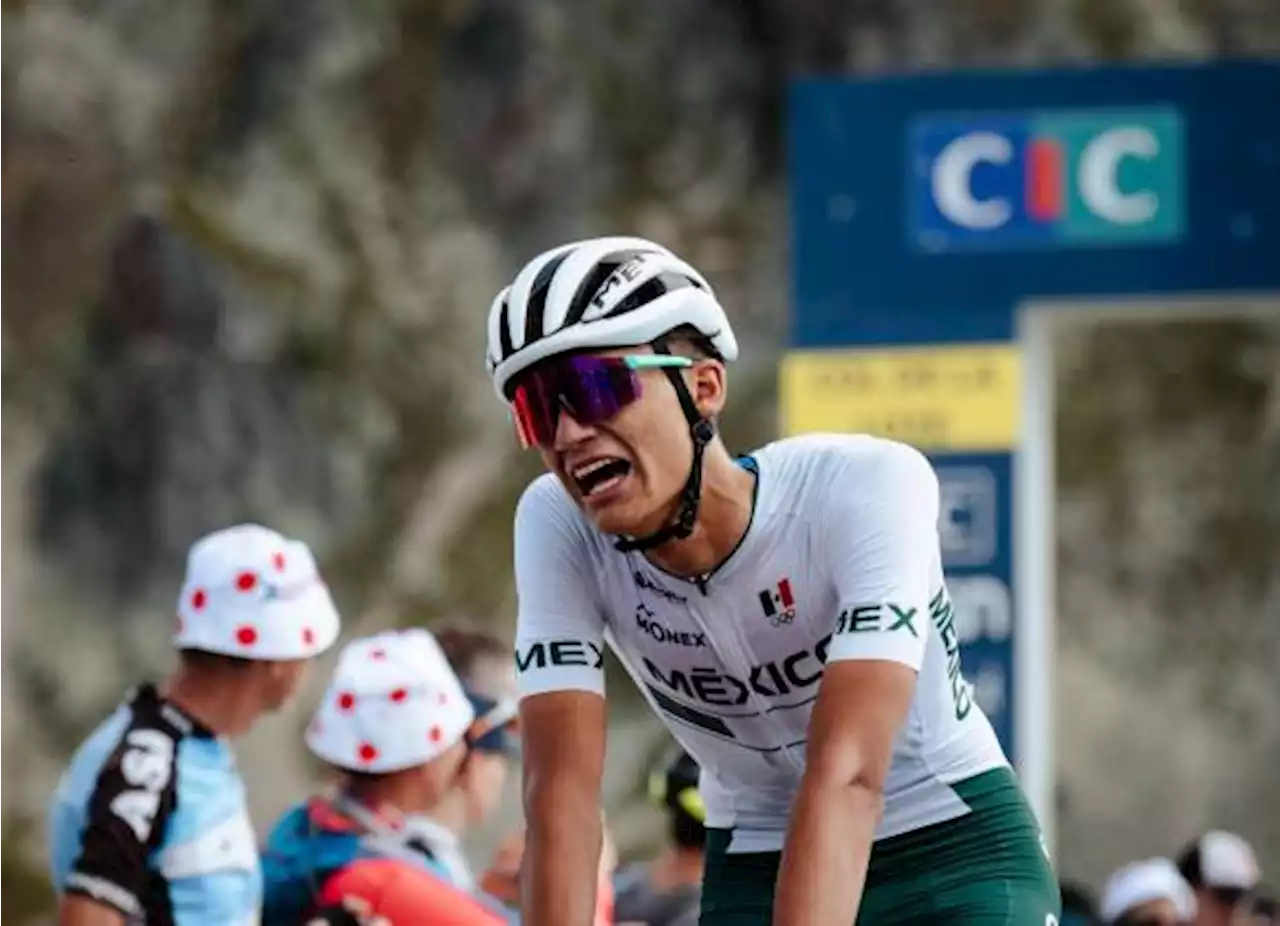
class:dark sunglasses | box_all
[465,697,520,756]
[509,354,693,449]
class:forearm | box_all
[772,776,883,926]
[522,778,603,926]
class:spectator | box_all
[435,626,522,831]
[1176,831,1262,926]
[1101,858,1196,926]
[612,749,706,926]
[48,524,341,926]
[260,628,518,924]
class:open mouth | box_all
[572,457,633,498]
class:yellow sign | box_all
[780,344,1020,451]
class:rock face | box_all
[3,2,1278,919]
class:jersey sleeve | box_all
[512,476,608,698]
[64,723,181,917]
[821,440,941,672]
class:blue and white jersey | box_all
[48,684,261,925]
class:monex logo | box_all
[910,106,1184,250]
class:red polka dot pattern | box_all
[390,688,408,703]
[236,625,258,646]
[370,649,386,660]
[236,571,258,592]
[191,589,207,610]
[337,692,357,712]
[429,726,443,743]
[302,627,315,646]
[272,551,287,572]
[358,742,378,764]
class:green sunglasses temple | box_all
[622,355,694,370]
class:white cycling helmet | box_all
[305,629,475,774]
[485,237,741,552]
[174,523,341,661]
[485,236,738,401]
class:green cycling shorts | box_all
[699,767,1061,925]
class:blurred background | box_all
[3,1,1279,923]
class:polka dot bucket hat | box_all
[305,629,476,774]
[174,523,341,661]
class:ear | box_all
[689,359,727,419]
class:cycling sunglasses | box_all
[509,354,693,449]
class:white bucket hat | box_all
[174,524,341,661]
[305,629,476,774]
[1102,857,1197,924]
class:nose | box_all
[553,408,596,450]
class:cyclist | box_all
[483,236,1060,925]
[48,523,341,926]
[613,748,706,926]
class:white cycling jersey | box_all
[513,433,1008,852]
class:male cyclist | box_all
[48,523,341,926]
[484,236,1060,926]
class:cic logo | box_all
[910,107,1184,250]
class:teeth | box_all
[573,458,619,479]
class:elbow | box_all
[805,748,889,797]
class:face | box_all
[1124,898,1187,926]
[461,750,510,826]
[531,347,726,537]
[421,740,470,795]
[1196,887,1250,926]
[260,659,310,712]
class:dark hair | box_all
[671,811,705,850]
[1176,839,1204,887]
[661,324,720,362]
[654,750,705,850]
[178,648,255,673]
[434,626,510,687]
[1059,879,1100,923]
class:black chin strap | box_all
[614,341,715,553]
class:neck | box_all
[347,771,446,822]
[424,789,468,835]
[644,445,755,578]
[162,669,261,738]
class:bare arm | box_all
[774,439,941,925]
[520,689,608,926]
[772,660,917,926]
[58,896,127,926]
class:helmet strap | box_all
[613,340,714,553]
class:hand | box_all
[598,820,618,879]
[306,895,391,926]
[480,827,526,905]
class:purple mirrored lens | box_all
[512,356,641,446]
